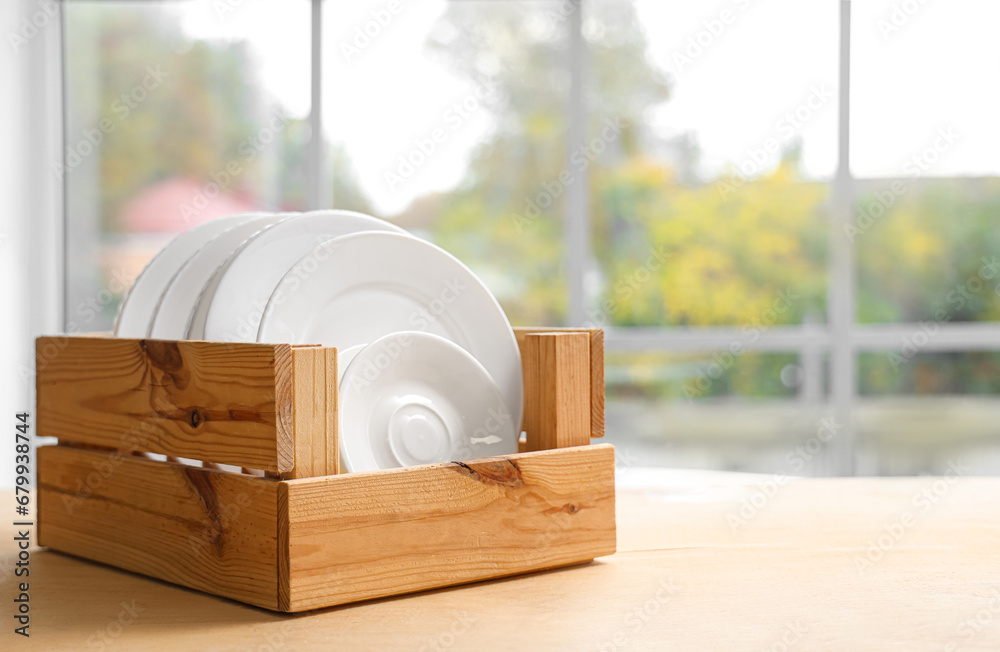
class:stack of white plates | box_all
[115,211,523,472]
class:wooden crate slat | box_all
[35,336,294,472]
[37,445,281,610]
[281,444,616,612]
[287,346,339,479]
[514,327,604,437]
[523,333,592,451]
[588,329,606,437]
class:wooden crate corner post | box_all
[286,345,339,479]
[522,332,592,451]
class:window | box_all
[63,0,311,332]
[321,0,571,326]
[62,0,1000,476]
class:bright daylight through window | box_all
[62,0,1000,476]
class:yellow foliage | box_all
[596,158,827,326]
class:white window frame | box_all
[54,0,1000,476]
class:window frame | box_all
[55,0,1000,475]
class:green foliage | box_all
[67,4,371,227]
[856,178,1000,324]
[74,3,1000,399]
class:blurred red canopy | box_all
[119,176,257,234]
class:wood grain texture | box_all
[37,444,281,610]
[286,346,338,479]
[281,444,616,611]
[522,333,592,451]
[35,336,294,472]
[277,482,291,612]
[11,473,1000,650]
[514,327,604,437]
[588,328,605,437]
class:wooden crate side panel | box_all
[35,336,293,472]
[38,445,281,610]
[514,327,604,437]
[283,444,616,611]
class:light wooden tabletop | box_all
[2,469,999,651]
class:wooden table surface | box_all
[2,468,999,651]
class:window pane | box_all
[860,350,1000,396]
[586,0,836,328]
[64,0,311,332]
[850,0,1000,178]
[607,352,842,475]
[857,351,1000,475]
[322,0,570,326]
[856,178,1000,323]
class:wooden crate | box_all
[35,328,615,612]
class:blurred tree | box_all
[67,5,371,228]
[72,3,1000,399]
[424,0,669,326]
[855,178,1000,396]
[422,1,832,398]
[856,178,1000,324]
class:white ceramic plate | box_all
[339,331,518,471]
[113,213,267,338]
[148,213,288,339]
[258,231,524,432]
[194,210,405,342]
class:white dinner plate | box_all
[113,213,267,338]
[339,331,518,472]
[194,210,405,342]
[257,231,524,433]
[148,213,288,339]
